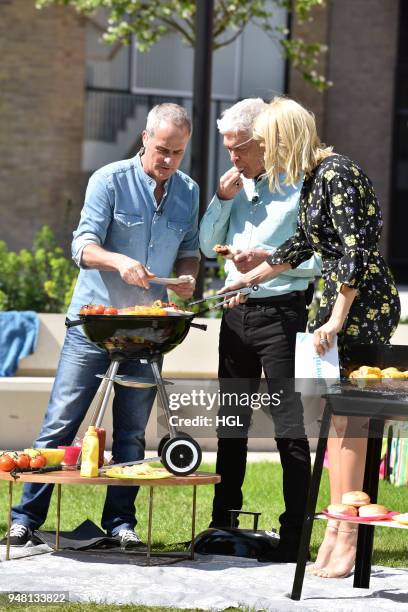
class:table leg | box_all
[291,401,332,601]
[146,486,154,566]
[6,481,13,561]
[55,484,61,551]
[190,485,197,560]
[353,418,384,589]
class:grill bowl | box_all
[77,313,196,360]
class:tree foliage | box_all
[36,0,330,90]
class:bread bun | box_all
[341,491,370,506]
[392,513,408,525]
[381,367,406,379]
[327,503,358,517]
[349,366,382,380]
[359,366,382,378]
[358,503,388,517]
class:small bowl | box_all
[57,446,81,466]
[38,448,66,466]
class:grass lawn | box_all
[1,462,407,611]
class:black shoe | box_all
[1,524,33,546]
[112,528,143,549]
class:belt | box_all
[245,291,305,306]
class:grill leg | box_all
[76,361,120,467]
[94,360,120,428]
[150,359,177,438]
[353,418,384,589]
[89,361,116,426]
[291,401,332,601]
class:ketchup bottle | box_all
[95,427,106,468]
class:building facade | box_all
[0,0,406,283]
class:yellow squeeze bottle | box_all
[80,426,99,478]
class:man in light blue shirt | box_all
[9,104,200,549]
[199,98,320,562]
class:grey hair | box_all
[145,103,192,135]
[217,98,268,135]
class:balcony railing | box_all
[84,87,234,194]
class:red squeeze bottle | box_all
[95,427,106,468]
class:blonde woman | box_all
[219,97,400,578]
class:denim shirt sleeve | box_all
[71,172,113,268]
[199,193,234,258]
[177,181,201,260]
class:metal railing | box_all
[84,87,234,194]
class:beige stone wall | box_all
[0,0,86,252]
[289,0,400,257]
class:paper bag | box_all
[295,332,340,379]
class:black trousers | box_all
[211,293,311,545]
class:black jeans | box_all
[211,293,311,546]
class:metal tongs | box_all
[189,285,258,312]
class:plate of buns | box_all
[348,365,408,380]
[321,490,397,521]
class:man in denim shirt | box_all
[8,104,200,548]
[200,99,320,562]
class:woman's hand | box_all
[313,318,343,355]
[217,279,249,308]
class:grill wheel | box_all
[160,436,202,476]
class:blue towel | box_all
[0,311,40,376]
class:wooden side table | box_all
[0,470,220,564]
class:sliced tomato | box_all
[80,305,92,315]
[89,304,105,315]
[104,306,118,315]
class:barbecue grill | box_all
[291,343,408,600]
[66,311,208,476]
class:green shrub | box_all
[0,226,78,313]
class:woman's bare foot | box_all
[314,525,358,579]
[306,520,339,574]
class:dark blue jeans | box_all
[12,326,158,535]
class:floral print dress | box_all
[269,154,401,372]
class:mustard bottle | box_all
[80,426,99,478]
